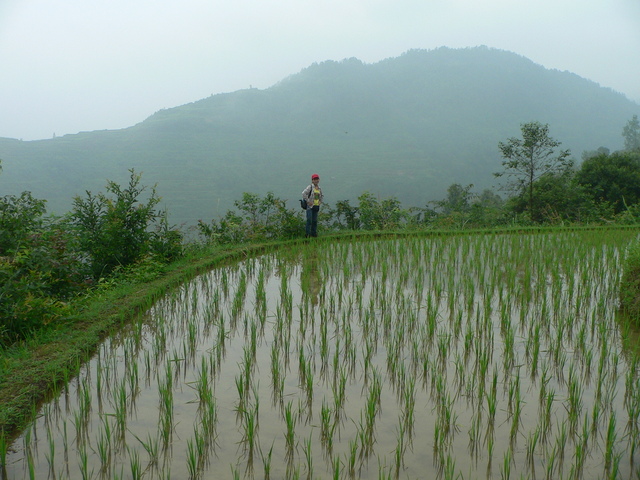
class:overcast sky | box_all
[1,0,639,141]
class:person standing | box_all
[302,173,323,237]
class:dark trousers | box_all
[306,206,319,236]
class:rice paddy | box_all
[3,229,640,479]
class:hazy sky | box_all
[1,0,639,141]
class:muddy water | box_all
[4,232,640,479]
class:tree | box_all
[356,192,407,230]
[325,200,360,230]
[433,183,475,215]
[72,169,168,278]
[495,121,572,222]
[507,171,602,223]
[623,115,640,152]
[575,150,640,214]
[468,189,505,226]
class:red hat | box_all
[311,173,320,179]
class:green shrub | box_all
[197,192,302,244]
[72,169,181,279]
[0,192,46,255]
[0,242,76,346]
[0,189,85,345]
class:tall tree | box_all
[495,121,572,222]
[433,183,475,215]
[623,115,640,152]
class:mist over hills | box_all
[1,46,638,227]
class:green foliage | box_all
[234,192,300,240]
[150,212,184,262]
[0,162,89,344]
[430,184,475,229]
[1,166,183,345]
[323,200,360,230]
[432,183,475,215]
[469,189,506,226]
[495,121,573,222]
[575,151,640,215]
[610,203,640,225]
[0,192,46,255]
[428,185,508,229]
[356,192,408,230]
[507,171,606,224]
[197,211,247,245]
[197,192,301,244]
[0,220,82,346]
[72,169,180,279]
[100,255,169,288]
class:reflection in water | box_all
[301,250,321,306]
[4,231,640,479]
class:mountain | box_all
[1,46,638,226]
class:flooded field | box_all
[3,230,640,479]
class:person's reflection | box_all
[301,251,321,306]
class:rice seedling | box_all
[128,446,142,480]
[96,420,112,471]
[158,368,174,448]
[526,427,540,466]
[604,412,618,472]
[257,442,273,479]
[345,437,358,478]
[132,431,160,466]
[283,400,297,459]
[77,441,91,480]
[45,425,55,476]
[401,375,416,439]
[240,400,259,460]
[114,378,128,441]
[486,369,498,426]
[186,437,198,479]
[301,432,313,478]
[501,447,512,480]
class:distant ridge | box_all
[1,46,638,226]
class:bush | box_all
[197,192,302,244]
[0,192,46,255]
[356,192,408,230]
[0,190,86,345]
[72,169,181,279]
[0,231,79,346]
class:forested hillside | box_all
[1,46,638,226]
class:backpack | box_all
[300,184,312,210]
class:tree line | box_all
[1,116,640,345]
